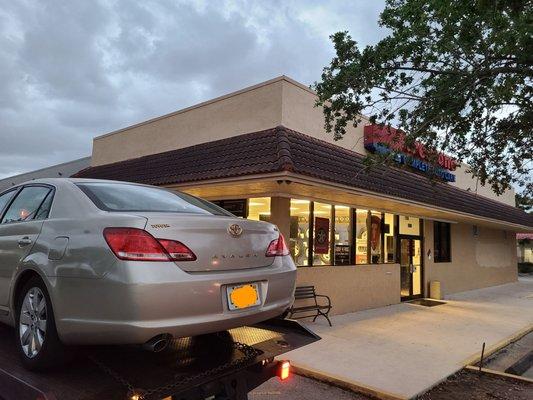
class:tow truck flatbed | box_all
[0,319,319,400]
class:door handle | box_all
[18,237,32,247]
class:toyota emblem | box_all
[228,223,243,237]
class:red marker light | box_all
[278,360,290,381]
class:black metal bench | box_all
[288,286,332,326]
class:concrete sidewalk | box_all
[285,276,533,399]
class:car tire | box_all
[15,276,68,370]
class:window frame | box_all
[433,221,451,263]
[288,199,405,267]
[34,188,55,220]
[353,209,398,265]
[332,204,353,266]
[311,201,334,267]
[0,184,55,225]
[0,187,21,218]
[353,208,370,265]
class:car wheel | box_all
[15,276,67,370]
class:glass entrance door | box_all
[400,238,422,300]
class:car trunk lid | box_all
[140,213,279,272]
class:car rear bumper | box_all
[52,258,296,345]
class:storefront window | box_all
[287,200,404,267]
[334,205,351,265]
[289,199,310,266]
[383,213,396,263]
[212,199,247,217]
[399,215,420,236]
[247,197,271,222]
[369,211,382,263]
[434,221,451,262]
[355,209,369,264]
[313,202,332,265]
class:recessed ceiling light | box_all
[291,199,310,204]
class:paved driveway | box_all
[285,276,533,399]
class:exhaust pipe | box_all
[143,334,171,353]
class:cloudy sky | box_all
[0,0,387,178]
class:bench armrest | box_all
[315,294,332,309]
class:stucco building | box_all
[0,157,91,193]
[74,76,533,315]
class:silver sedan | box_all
[0,178,296,370]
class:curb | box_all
[291,362,408,400]
[464,365,533,384]
[462,324,533,366]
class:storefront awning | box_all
[73,126,533,230]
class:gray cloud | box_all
[0,0,385,178]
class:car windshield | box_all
[76,182,233,216]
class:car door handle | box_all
[18,237,32,247]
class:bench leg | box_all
[312,311,332,327]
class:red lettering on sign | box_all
[363,125,457,171]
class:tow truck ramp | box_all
[0,319,319,400]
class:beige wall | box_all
[91,78,284,166]
[423,221,517,297]
[296,264,400,316]
[91,75,514,205]
[450,164,515,206]
[280,78,368,154]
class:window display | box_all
[355,209,369,264]
[370,211,382,263]
[285,199,416,267]
[312,202,332,265]
[334,205,351,265]
[247,197,271,222]
[289,199,310,266]
[384,213,396,262]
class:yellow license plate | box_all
[226,283,260,310]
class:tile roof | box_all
[73,126,533,228]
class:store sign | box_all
[314,217,330,254]
[363,125,457,182]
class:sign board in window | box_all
[334,245,351,265]
[314,217,330,254]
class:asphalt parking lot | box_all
[250,369,533,400]
[250,375,368,400]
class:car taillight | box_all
[103,228,196,262]
[266,234,290,257]
[158,239,197,261]
[278,360,291,381]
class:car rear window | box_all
[76,182,233,216]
